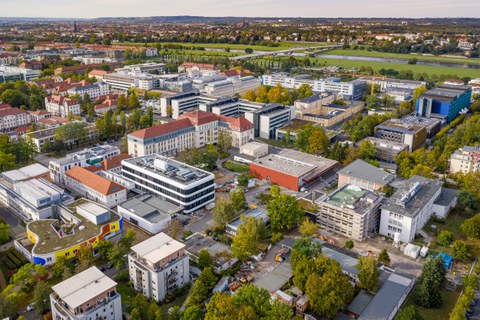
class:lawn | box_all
[117,41,329,51]
[401,287,460,320]
[322,48,480,65]
[223,160,250,173]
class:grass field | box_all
[401,288,460,320]
[118,41,329,51]
[321,49,480,65]
[223,160,250,173]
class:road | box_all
[0,202,26,249]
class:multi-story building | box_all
[374,119,427,152]
[293,93,337,111]
[0,65,40,83]
[0,52,20,65]
[358,77,427,92]
[416,85,472,123]
[158,92,217,119]
[128,232,190,302]
[18,199,122,265]
[337,159,394,191]
[0,107,31,132]
[203,76,261,97]
[29,110,52,123]
[50,266,122,320]
[363,137,409,163]
[45,95,81,118]
[64,166,127,208]
[116,62,165,74]
[379,176,457,243]
[67,82,110,100]
[127,110,254,157]
[178,62,219,76]
[449,146,480,174]
[122,155,215,213]
[300,101,365,128]
[315,184,383,241]
[49,145,121,184]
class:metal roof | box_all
[337,159,394,186]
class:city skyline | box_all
[1,0,480,19]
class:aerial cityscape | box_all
[0,2,480,320]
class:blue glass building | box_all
[416,85,472,123]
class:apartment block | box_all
[67,82,110,100]
[0,107,31,132]
[45,95,81,118]
[128,233,189,302]
[449,145,480,174]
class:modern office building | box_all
[45,95,81,118]
[374,119,427,152]
[449,145,480,174]
[0,65,40,83]
[122,155,215,213]
[203,76,261,97]
[363,137,409,163]
[158,92,217,119]
[50,267,122,320]
[299,101,365,128]
[358,77,427,92]
[315,184,383,241]
[379,176,457,243]
[416,85,472,123]
[250,149,339,191]
[337,159,394,191]
[128,233,190,302]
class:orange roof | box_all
[178,110,219,126]
[0,103,12,109]
[101,154,131,171]
[219,116,254,132]
[29,110,51,116]
[129,118,193,140]
[179,62,218,70]
[65,166,125,196]
[0,108,28,117]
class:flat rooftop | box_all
[119,194,181,223]
[131,232,185,265]
[122,155,213,186]
[227,208,268,231]
[28,199,120,255]
[2,163,49,182]
[376,119,425,133]
[364,137,409,151]
[276,119,316,132]
[381,175,442,218]
[15,178,61,201]
[183,233,232,268]
[422,85,470,102]
[252,149,338,179]
[52,267,117,310]
[319,184,381,215]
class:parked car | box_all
[27,303,35,312]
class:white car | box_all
[27,303,35,312]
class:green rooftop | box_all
[324,186,367,208]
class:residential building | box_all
[203,76,261,97]
[0,52,20,65]
[117,194,181,234]
[50,267,122,320]
[363,137,409,163]
[337,159,394,191]
[315,184,383,241]
[45,95,81,118]
[128,233,190,302]
[18,198,121,265]
[0,107,31,132]
[67,82,110,100]
[64,166,127,208]
[379,176,457,243]
[250,149,339,191]
[49,145,121,184]
[0,65,40,83]
[127,110,254,157]
[416,85,472,123]
[374,119,428,152]
[121,155,215,213]
[29,110,52,122]
[449,145,480,174]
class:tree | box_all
[147,301,161,320]
[55,122,87,146]
[414,256,446,308]
[267,193,305,230]
[146,106,154,127]
[358,139,376,160]
[132,294,148,319]
[217,130,232,153]
[345,240,354,249]
[396,305,424,320]
[129,94,141,109]
[205,292,236,320]
[0,294,16,320]
[245,48,253,54]
[197,249,213,270]
[378,248,391,266]
[266,299,294,320]
[234,285,271,317]
[0,223,10,244]
[461,214,480,239]
[51,256,72,279]
[213,197,235,228]
[130,308,142,320]
[299,218,318,237]
[450,286,475,320]
[122,229,136,249]
[96,240,113,260]
[237,173,253,189]
[437,230,454,247]
[118,94,127,110]
[294,124,329,155]
[413,86,427,103]
[230,188,247,212]
[75,245,94,273]
[33,281,50,314]
[0,152,16,172]
[366,94,382,110]
[451,241,471,261]
[130,108,142,129]
[182,305,203,320]
[187,267,218,307]
[463,273,479,289]
[231,216,267,260]
[457,190,478,212]
[356,256,380,292]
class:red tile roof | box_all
[29,110,51,116]
[129,118,193,140]
[219,116,254,132]
[101,154,131,171]
[178,110,220,126]
[46,95,79,106]
[50,116,69,123]
[179,62,218,70]
[0,104,12,110]
[65,166,125,196]
[0,108,28,117]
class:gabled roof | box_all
[179,110,220,126]
[102,153,131,171]
[0,107,28,117]
[337,159,394,186]
[219,115,254,131]
[65,166,125,196]
[129,118,193,140]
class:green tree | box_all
[463,273,479,289]
[414,256,446,308]
[237,173,253,188]
[413,86,427,103]
[96,240,113,260]
[205,292,236,320]
[231,216,267,260]
[267,193,305,230]
[118,94,127,110]
[234,284,271,317]
[130,108,142,129]
[130,308,142,320]
[33,281,50,314]
[213,197,235,228]
[396,305,424,320]
[147,301,161,320]
[217,130,232,153]
[265,299,294,320]
[133,294,148,319]
[197,249,213,270]
[437,230,454,247]
[55,122,87,146]
[51,256,73,278]
[452,241,471,261]
[182,305,203,320]
[75,245,95,273]
[378,248,391,266]
[146,106,154,127]
[299,218,318,237]
[230,188,247,212]
[0,294,16,320]
[358,139,376,160]
[366,94,382,110]
[187,267,218,307]
[129,94,141,109]
[345,240,354,249]
[0,152,16,172]
[0,223,10,244]
[356,256,380,292]
[461,214,480,238]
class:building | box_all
[358,77,427,92]
[0,107,31,132]
[299,101,365,128]
[293,93,337,111]
[45,95,81,118]
[50,266,122,320]
[178,62,218,76]
[363,137,409,164]
[158,92,218,119]
[226,208,269,235]
[49,145,121,184]
[239,141,269,158]
[375,119,428,152]
[1,163,50,184]
[117,194,182,234]
[128,232,189,302]
[122,155,215,213]
[315,184,383,241]
[0,65,40,83]
[203,76,261,97]
[449,145,480,174]
[64,166,127,208]
[0,52,20,65]
[29,110,52,122]
[250,149,339,191]
[116,62,166,74]
[416,85,472,123]
[337,159,394,191]
[127,110,254,157]
[67,82,109,100]
[379,176,457,243]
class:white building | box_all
[0,107,31,132]
[203,76,261,97]
[67,82,110,100]
[449,146,480,174]
[50,267,122,320]
[45,95,81,118]
[0,65,40,82]
[128,233,189,302]
[121,155,215,214]
[379,176,457,243]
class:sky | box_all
[2,0,480,18]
